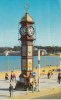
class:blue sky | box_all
[0,0,61,47]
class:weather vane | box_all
[24,3,29,12]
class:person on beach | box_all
[47,71,50,79]
[10,73,13,82]
[9,84,13,97]
[51,71,53,78]
[5,73,9,80]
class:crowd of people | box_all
[47,71,61,84]
[5,72,16,82]
[10,73,16,82]
[5,71,17,97]
[4,69,61,98]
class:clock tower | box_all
[19,4,36,87]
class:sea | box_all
[0,56,60,72]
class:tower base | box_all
[15,73,37,90]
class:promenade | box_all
[0,74,61,99]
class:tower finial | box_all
[24,3,29,13]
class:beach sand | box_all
[33,65,60,76]
[0,66,60,79]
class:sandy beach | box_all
[34,65,60,75]
[0,65,60,79]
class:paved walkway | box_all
[0,74,61,99]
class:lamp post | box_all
[45,50,46,68]
[44,50,46,75]
[60,53,61,69]
[7,55,9,72]
[5,50,9,72]
[38,49,40,91]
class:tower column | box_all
[19,6,36,87]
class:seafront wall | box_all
[0,66,60,79]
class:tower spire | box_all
[24,3,29,13]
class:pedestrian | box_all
[32,81,34,92]
[57,72,59,82]
[5,73,9,80]
[47,71,50,79]
[51,71,53,78]
[5,73,7,80]
[13,73,15,81]
[58,72,60,84]
[26,82,29,89]
[9,84,13,97]
[50,72,51,78]
[30,83,32,90]
[10,73,13,82]
[15,75,17,82]
[26,82,29,94]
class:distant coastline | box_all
[0,52,60,57]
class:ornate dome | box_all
[21,12,33,22]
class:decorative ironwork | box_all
[24,3,29,12]
[18,22,21,45]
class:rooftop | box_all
[21,12,33,22]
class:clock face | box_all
[27,26,34,37]
[20,27,26,36]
